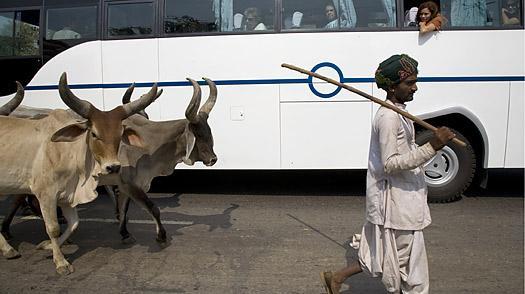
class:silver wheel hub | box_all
[423,146,459,187]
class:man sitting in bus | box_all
[243,7,267,31]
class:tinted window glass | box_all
[0,10,40,57]
[165,0,217,33]
[410,0,522,28]
[46,6,97,40]
[107,2,154,37]
[282,0,395,30]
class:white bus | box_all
[0,0,523,202]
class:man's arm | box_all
[378,114,454,173]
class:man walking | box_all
[321,54,455,294]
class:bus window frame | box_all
[44,3,101,42]
[0,6,43,60]
[104,0,158,40]
[160,0,280,37]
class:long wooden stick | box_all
[281,63,467,148]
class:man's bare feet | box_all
[330,271,343,293]
[320,271,343,294]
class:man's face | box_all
[392,74,418,103]
[325,5,337,21]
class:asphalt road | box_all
[0,169,522,294]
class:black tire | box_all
[416,128,476,203]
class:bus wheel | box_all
[416,129,476,203]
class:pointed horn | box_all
[122,83,135,104]
[121,83,160,118]
[185,78,201,123]
[199,77,217,116]
[58,72,93,118]
[0,81,24,115]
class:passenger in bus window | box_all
[320,54,455,294]
[323,2,357,29]
[417,1,447,33]
[324,3,339,28]
[501,0,521,25]
[242,7,267,31]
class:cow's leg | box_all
[0,230,20,259]
[1,195,26,240]
[38,196,73,275]
[37,205,79,250]
[117,195,134,243]
[104,185,120,221]
[120,184,166,243]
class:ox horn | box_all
[58,72,93,118]
[198,78,217,116]
[121,83,161,119]
[121,83,135,104]
[185,78,201,123]
[0,81,24,115]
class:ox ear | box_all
[182,131,196,165]
[51,121,89,142]
[122,127,145,148]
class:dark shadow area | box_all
[150,169,367,196]
[0,193,239,265]
[464,168,524,197]
[149,168,524,199]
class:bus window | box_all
[164,0,218,34]
[353,0,396,28]
[107,2,155,38]
[46,6,98,40]
[439,0,488,26]
[230,0,274,31]
[0,10,40,57]
[282,0,357,30]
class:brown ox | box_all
[109,78,217,243]
[1,78,217,245]
[0,73,160,275]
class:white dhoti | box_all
[354,222,429,294]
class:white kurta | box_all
[357,100,437,293]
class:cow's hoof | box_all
[3,248,21,259]
[121,235,136,245]
[36,240,52,250]
[56,263,74,276]
[156,232,167,243]
[1,230,12,240]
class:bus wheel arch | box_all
[415,113,486,203]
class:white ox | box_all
[0,73,160,275]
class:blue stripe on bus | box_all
[24,76,525,90]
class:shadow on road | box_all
[150,169,523,198]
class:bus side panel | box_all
[169,84,282,170]
[280,83,369,102]
[280,101,371,169]
[25,41,104,110]
[101,39,161,119]
[505,81,524,168]
[406,82,510,168]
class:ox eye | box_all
[91,132,100,140]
